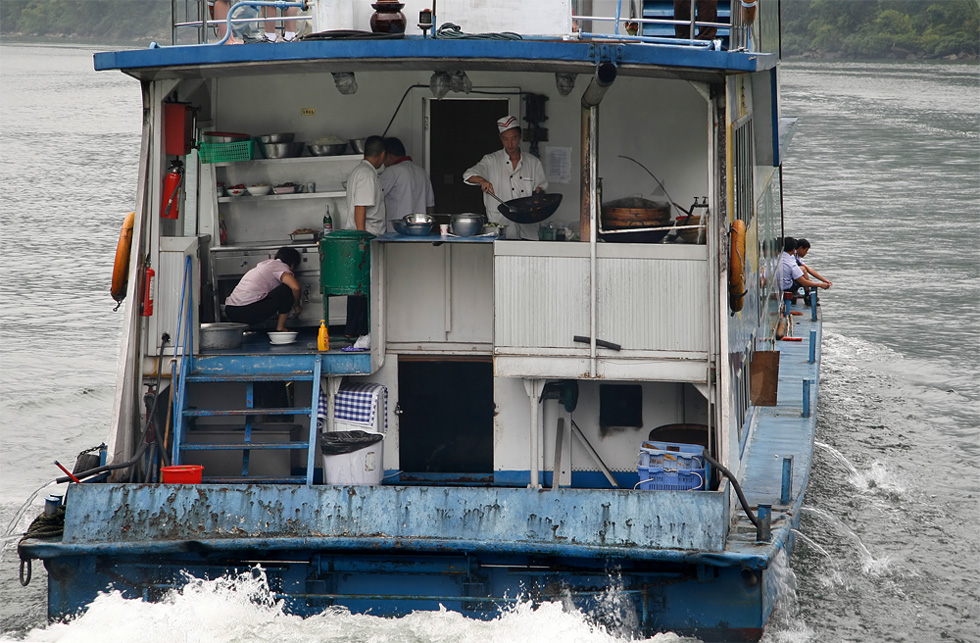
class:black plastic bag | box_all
[320,430,383,456]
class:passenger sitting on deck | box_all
[778,237,828,315]
[795,238,832,306]
[212,0,242,44]
[224,247,302,331]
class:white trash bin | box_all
[321,430,384,485]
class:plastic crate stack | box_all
[637,440,709,490]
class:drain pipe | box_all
[580,62,617,376]
[580,62,618,242]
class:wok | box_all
[497,193,563,224]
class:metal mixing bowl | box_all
[257,142,305,159]
[255,133,295,144]
[404,213,433,225]
[349,138,367,154]
[393,219,433,236]
[200,323,248,350]
[308,143,348,156]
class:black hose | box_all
[701,450,762,533]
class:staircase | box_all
[171,354,323,484]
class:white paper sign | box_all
[544,146,573,184]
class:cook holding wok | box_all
[463,115,548,240]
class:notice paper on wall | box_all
[544,146,572,184]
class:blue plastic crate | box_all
[637,440,709,491]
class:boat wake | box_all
[4,568,691,643]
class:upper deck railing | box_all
[169,0,775,54]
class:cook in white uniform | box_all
[342,135,387,338]
[380,136,435,232]
[344,135,387,236]
[463,115,548,239]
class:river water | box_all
[0,44,977,642]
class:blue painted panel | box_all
[93,38,774,76]
[191,353,370,376]
[59,483,728,551]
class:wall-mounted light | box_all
[450,70,472,94]
[332,72,357,95]
[429,71,451,99]
[555,73,576,97]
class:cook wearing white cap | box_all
[463,115,548,239]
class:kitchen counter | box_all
[375,232,498,244]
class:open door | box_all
[427,98,511,215]
[397,357,494,480]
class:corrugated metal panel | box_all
[597,257,708,352]
[495,255,590,349]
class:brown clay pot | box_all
[370,2,407,34]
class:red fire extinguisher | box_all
[161,160,184,220]
[141,263,155,317]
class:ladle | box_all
[485,190,516,214]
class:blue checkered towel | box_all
[318,381,387,433]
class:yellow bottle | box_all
[318,320,330,351]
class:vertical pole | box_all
[811,290,818,321]
[808,330,816,364]
[756,504,772,542]
[802,378,812,417]
[780,456,794,504]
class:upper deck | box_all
[94,0,780,81]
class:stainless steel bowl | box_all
[200,323,248,350]
[203,131,250,144]
[308,143,348,156]
[349,138,367,154]
[255,133,295,144]
[451,213,486,237]
[404,213,433,225]
[257,142,305,159]
[393,219,433,236]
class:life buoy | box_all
[111,212,135,304]
[728,219,747,313]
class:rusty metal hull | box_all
[23,483,790,641]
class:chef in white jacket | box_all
[463,115,548,239]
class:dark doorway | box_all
[397,358,494,475]
[428,98,510,215]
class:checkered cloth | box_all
[317,381,387,433]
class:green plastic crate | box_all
[198,139,254,163]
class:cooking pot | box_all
[498,193,563,224]
[451,213,487,237]
[200,322,248,350]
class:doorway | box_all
[397,357,494,477]
[427,98,511,215]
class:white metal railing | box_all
[570,0,746,51]
[170,0,313,45]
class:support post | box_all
[780,456,794,504]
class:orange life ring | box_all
[111,212,135,303]
[728,219,747,313]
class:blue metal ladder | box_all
[171,354,323,484]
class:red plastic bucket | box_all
[160,465,204,483]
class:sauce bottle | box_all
[322,206,333,236]
[318,319,330,351]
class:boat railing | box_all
[571,0,751,51]
[170,0,312,45]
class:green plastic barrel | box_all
[319,231,374,296]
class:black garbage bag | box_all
[320,430,383,456]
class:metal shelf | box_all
[213,154,360,168]
[218,191,345,203]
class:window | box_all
[600,384,643,430]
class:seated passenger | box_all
[674,0,718,40]
[778,237,828,315]
[795,238,832,306]
[224,247,302,331]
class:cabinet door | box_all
[384,243,447,343]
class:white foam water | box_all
[2,568,690,643]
